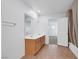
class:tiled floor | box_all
[21,45,77,59]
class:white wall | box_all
[42,12,66,19]
[31,18,39,35]
[32,12,66,35]
[1,0,32,59]
[41,13,66,36]
[34,16,48,35]
[48,21,57,36]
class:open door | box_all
[57,17,68,47]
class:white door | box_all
[57,17,68,47]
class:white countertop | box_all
[25,34,45,39]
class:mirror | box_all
[24,14,33,36]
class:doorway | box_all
[47,17,68,47]
[48,19,58,44]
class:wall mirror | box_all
[24,14,33,36]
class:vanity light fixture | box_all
[27,10,38,19]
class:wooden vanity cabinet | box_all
[25,35,45,56]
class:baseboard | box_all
[69,43,78,58]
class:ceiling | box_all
[23,0,74,15]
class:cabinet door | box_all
[35,39,38,51]
[36,38,41,51]
[40,36,45,46]
[25,40,36,55]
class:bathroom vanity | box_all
[25,35,45,56]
